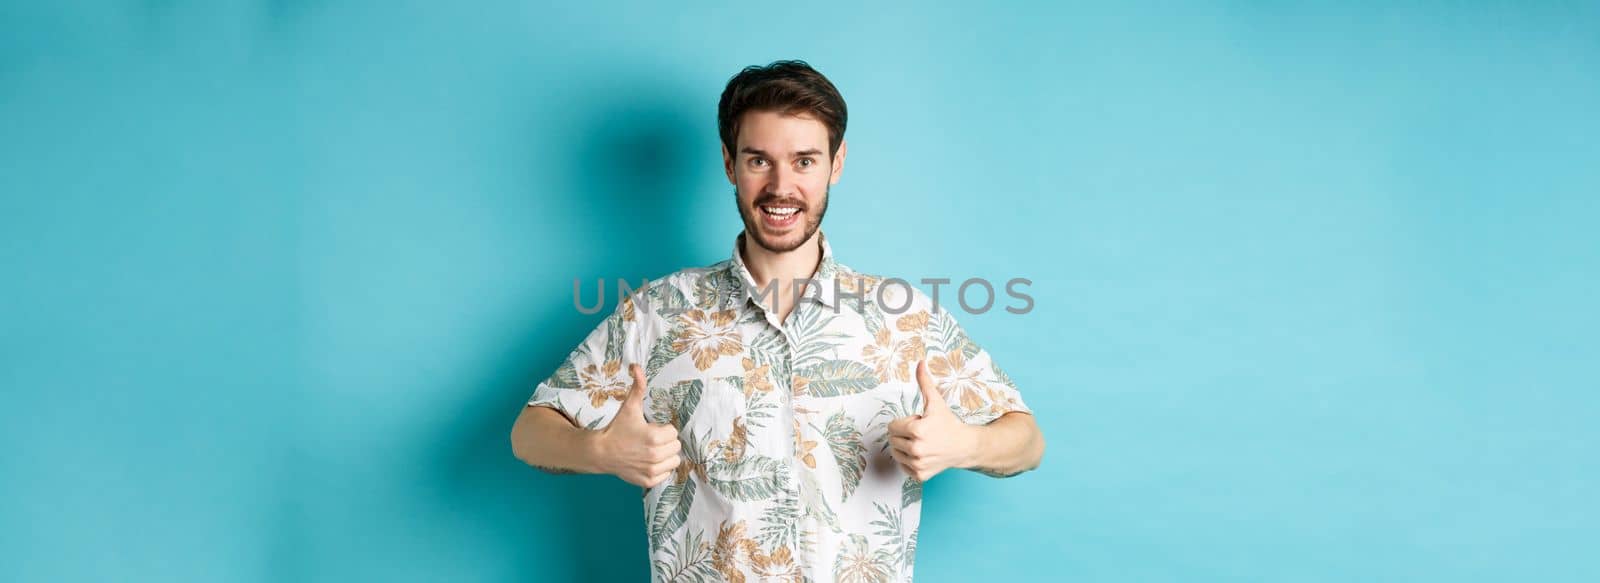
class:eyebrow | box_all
[740,147,824,158]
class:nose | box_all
[765,165,798,198]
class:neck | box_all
[741,231,823,293]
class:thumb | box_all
[620,363,648,413]
[917,360,950,417]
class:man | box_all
[510,60,1044,582]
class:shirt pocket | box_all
[798,380,918,506]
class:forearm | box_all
[510,405,606,475]
[962,412,1044,478]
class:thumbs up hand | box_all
[594,364,682,488]
[887,360,979,482]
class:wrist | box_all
[957,423,985,470]
[580,428,615,475]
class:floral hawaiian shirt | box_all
[527,231,1031,582]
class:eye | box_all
[797,158,815,168]
[749,157,769,168]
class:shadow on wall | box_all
[423,87,706,581]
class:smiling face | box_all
[724,110,847,253]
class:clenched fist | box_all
[888,360,979,482]
[594,364,682,488]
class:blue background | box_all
[3,1,1597,581]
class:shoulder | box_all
[620,261,738,319]
[832,262,945,316]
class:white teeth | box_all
[762,206,799,217]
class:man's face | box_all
[724,110,847,254]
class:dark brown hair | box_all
[718,60,848,158]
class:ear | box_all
[722,143,737,185]
[829,139,847,186]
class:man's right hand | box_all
[593,364,682,488]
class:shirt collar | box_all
[725,230,841,311]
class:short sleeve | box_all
[921,306,1032,425]
[527,294,649,430]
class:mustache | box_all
[751,196,807,211]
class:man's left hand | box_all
[887,360,978,482]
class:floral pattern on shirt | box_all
[528,232,1031,582]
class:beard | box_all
[737,185,829,254]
